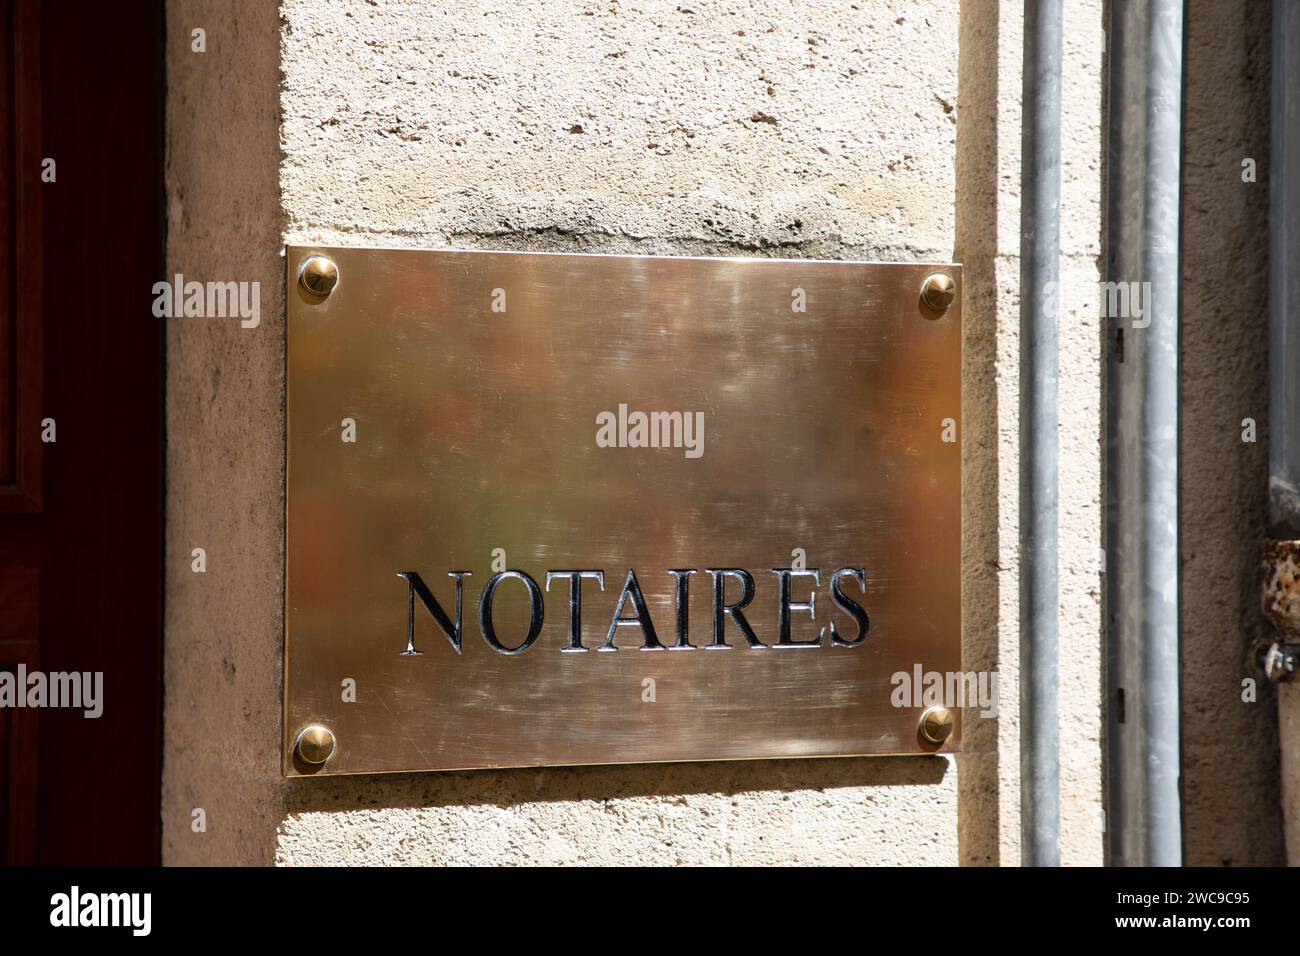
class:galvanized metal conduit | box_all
[1020,0,1063,867]
[1264,0,1300,866]
[1258,1,1300,683]
[1269,0,1300,537]
[1105,0,1184,867]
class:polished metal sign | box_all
[285,246,962,776]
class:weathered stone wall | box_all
[1181,0,1284,865]
[163,0,1115,866]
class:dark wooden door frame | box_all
[0,0,164,865]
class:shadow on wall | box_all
[282,756,951,816]
[953,0,1006,866]
[1178,0,1282,866]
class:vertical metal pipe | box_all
[1020,0,1062,867]
[1106,0,1184,867]
[1270,0,1300,537]
[1265,0,1300,868]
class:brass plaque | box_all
[285,246,962,776]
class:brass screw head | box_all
[294,724,336,765]
[1253,639,1297,683]
[919,706,954,745]
[920,272,957,312]
[298,255,339,298]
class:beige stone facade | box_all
[160,0,1283,865]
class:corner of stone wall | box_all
[163,0,289,865]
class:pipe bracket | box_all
[1250,638,1300,684]
[1258,539,1300,682]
